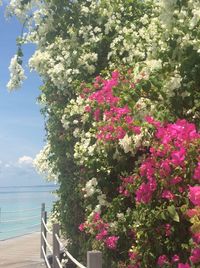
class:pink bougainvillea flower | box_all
[95,221,106,229]
[82,87,91,94]
[132,126,141,135]
[145,116,161,128]
[170,176,182,185]
[165,224,172,237]
[93,108,101,121]
[115,106,131,118]
[149,178,157,191]
[178,186,185,193]
[135,182,155,204]
[125,115,133,124]
[89,75,120,105]
[194,162,200,181]
[193,233,200,244]
[160,160,171,176]
[116,126,126,139]
[189,186,200,206]
[154,119,199,148]
[105,236,119,250]
[111,70,119,79]
[178,263,191,268]
[139,159,155,178]
[95,75,103,84]
[128,251,138,260]
[93,82,100,89]
[190,247,200,263]
[96,229,108,241]
[85,105,91,112]
[168,119,198,142]
[186,208,199,218]
[157,255,169,267]
[171,254,180,263]
[93,212,101,222]
[171,147,186,166]
[78,223,85,232]
[161,190,175,200]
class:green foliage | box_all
[7,0,200,266]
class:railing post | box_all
[87,251,102,268]
[40,203,46,258]
[53,223,60,268]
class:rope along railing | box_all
[41,204,102,268]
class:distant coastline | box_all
[0,184,58,194]
[0,184,58,188]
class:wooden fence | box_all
[41,203,102,268]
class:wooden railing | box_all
[41,203,102,268]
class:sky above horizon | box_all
[0,3,48,186]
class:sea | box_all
[0,185,58,240]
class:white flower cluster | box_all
[163,71,182,98]
[74,131,96,165]
[107,0,200,100]
[29,39,80,88]
[134,97,156,119]
[118,126,152,155]
[82,177,98,198]
[7,0,200,98]
[62,96,87,120]
[118,134,133,154]
[61,94,112,173]
[7,55,26,91]
[34,143,58,182]
[7,0,31,19]
[82,177,109,214]
[6,0,44,22]
[61,96,102,167]
[29,36,99,89]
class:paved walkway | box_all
[0,232,45,268]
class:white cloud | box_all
[18,155,34,166]
[0,157,46,187]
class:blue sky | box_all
[0,3,47,186]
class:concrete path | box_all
[0,232,45,268]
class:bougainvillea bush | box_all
[61,69,200,267]
[5,0,200,266]
[115,119,200,268]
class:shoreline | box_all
[0,230,40,242]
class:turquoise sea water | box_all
[0,185,58,240]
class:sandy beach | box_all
[0,232,45,268]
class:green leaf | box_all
[160,211,166,220]
[167,205,180,222]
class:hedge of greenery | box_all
[6,0,200,267]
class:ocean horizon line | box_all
[0,184,58,188]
